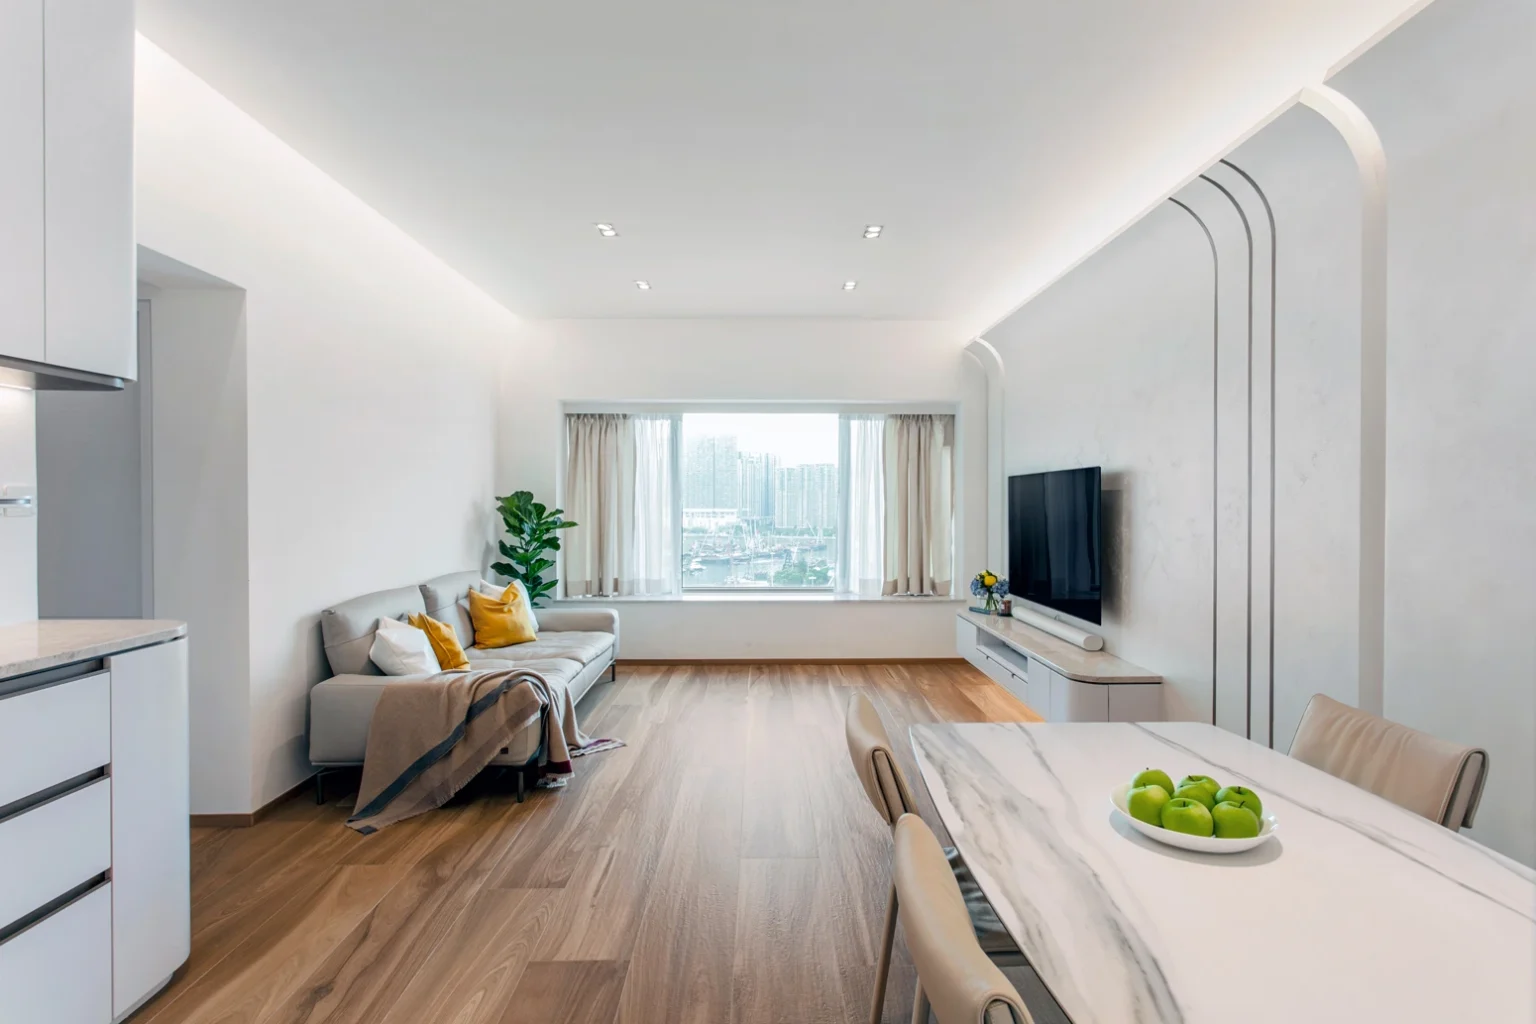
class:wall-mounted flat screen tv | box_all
[1007,467,1103,625]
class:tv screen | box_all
[1007,467,1103,624]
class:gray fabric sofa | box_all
[309,570,618,777]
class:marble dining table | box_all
[911,722,1536,1024]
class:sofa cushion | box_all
[418,571,481,648]
[408,612,470,671]
[467,584,538,648]
[466,630,614,668]
[370,617,441,676]
[471,579,539,631]
[321,585,428,676]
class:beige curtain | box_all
[563,413,678,597]
[883,414,954,596]
[563,414,628,597]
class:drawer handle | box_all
[0,767,108,826]
[0,873,109,947]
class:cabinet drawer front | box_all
[0,777,111,931]
[0,671,110,807]
[0,883,112,1024]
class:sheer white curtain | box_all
[621,416,678,595]
[563,413,679,597]
[840,414,886,597]
[883,413,954,596]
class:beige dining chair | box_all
[846,693,1026,1024]
[1289,693,1489,830]
[894,813,1034,1024]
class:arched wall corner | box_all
[964,337,1006,572]
[1298,83,1388,719]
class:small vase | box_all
[984,596,999,615]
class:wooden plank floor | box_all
[134,662,1040,1024]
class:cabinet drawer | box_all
[0,882,112,1024]
[0,777,111,930]
[0,671,110,807]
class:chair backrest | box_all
[846,692,918,826]
[893,814,1032,1024]
[1289,694,1489,829]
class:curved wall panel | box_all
[1332,0,1536,865]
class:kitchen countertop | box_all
[0,619,187,679]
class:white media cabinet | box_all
[956,609,1162,721]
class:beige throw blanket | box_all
[346,668,600,833]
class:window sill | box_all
[551,593,964,605]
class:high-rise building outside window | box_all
[681,413,838,589]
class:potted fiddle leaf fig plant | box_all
[490,491,577,607]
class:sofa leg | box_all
[516,768,526,803]
[606,661,618,684]
[314,769,326,805]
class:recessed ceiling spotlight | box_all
[635,280,651,290]
[595,223,618,237]
[843,280,858,291]
[863,224,883,239]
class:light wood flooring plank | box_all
[732,858,843,1024]
[613,765,743,1024]
[261,795,534,1024]
[376,887,564,1024]
[739,665,819,858]
[145,865,408,1024]
[500,961,628,1024]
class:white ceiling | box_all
[136,0,1425,330]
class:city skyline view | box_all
[681,413,839,589]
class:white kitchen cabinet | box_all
[0,669,110,808]
[0,883,113,1024]
[42,0,136,380]
[0,624,189,1024]
[108,638,191,1019]
[0,0,46,364]
[0,777,111,932]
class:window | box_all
[682,413,839,589]
[561,408,955,599]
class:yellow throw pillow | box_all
[466,583,538,648]
[407,612,470,671]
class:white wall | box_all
[135,36,516,812]
[0,387,37,625]
[986,204,1220,723]
[1332,0,1536,865]
[497,318,983,659]
[145,282,254,815]
[988,0,1534,864]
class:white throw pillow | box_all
[369,616,442,676]
[473,578,539,632]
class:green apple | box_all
[1160,797,1214,837]
[1177,774,1221,803]
[1126,784,1171,826]
[1131,768,1176,795]
[1214,785,1263,820]
[1211,801,1262,839]
[1172,783,1217,810]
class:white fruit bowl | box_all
[1110,782,1279,854]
